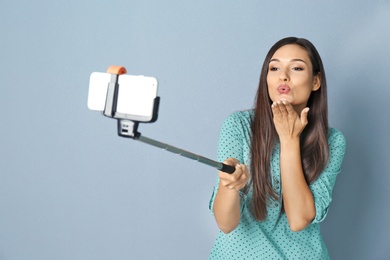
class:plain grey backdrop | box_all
[1,1,389,259]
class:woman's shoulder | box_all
[225,109,254,123]
[220,110,253,134]
[328,127,346,148]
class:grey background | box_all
[1,1,389,259]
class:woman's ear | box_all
[312,72,321,91]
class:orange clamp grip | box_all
[107,65,127,75]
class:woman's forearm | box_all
[280,138,316,231]
[213,183,241,234]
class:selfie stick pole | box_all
[117,120,236,174]
[139,135,234,173]
[103,65,235,174]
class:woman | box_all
[209,37,346,259]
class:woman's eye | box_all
[269,67,278,71]
[292,67,304,71]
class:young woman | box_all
[209,37,346,259]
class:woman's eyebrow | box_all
[269,58,307,63]
[291,58,307,63]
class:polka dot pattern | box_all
[209,110,346,260]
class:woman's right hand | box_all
[218,158,249,191]
[214,158,249,233]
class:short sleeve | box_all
[208,111,250,214]
[310,128,346,224]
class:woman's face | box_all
[267,44,321,113]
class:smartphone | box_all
[88,72,159,122]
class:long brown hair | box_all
[249,37,329,221]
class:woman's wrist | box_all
[279,136,300,146]
[219,181,241,193]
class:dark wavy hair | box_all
[249,37,329,221]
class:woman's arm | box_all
[213,159,249,234]
[279,138,316,231]
[272,101,316,231]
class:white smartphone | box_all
[88,72,158,122]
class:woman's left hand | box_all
[271,100,309,140]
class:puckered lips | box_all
[277,84,290,94]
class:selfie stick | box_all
[102,66,235,174]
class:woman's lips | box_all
[277,84,290,94]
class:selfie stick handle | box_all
[136,135,236,174]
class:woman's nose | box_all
[279,70,289,82]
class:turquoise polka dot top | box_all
[209,110,346,260]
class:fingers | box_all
[283,101,296,115]
[219,160,249,191]
[271,101,281,117]
[271,100,310,138]
[271,100,295,118]
[300,107,310,126]
[224,157,240,167]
